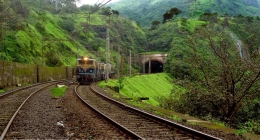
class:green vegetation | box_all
[162,15,260,135]
[0,0,146,70]
[0,89,5,93]
[108,0,190,27]
[99,73,186,106]
[1,0,260,135]
[50,86,67,98]
[109,0,260,27]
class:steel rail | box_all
[0,83,43,99]
[0,80,70,99]
[90,85,223,140]
[0,82,61,139]
[74,85,144,139]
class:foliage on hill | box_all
[161,15,260,134]
[191,0,260,17]
[109,0,260,27]
[0,0,146,68]
[108,0,189,27]
[145,18,206,52]
[99,73,186,107]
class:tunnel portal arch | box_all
[145,60,164,73]
[140,53,168,74]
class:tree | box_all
[112,9,119,18]
[183,24,260,122]
[100,7,111,16]
[162,7,181,23]
[112,10,119,16]
[150,20,160,30]
[199,12,218,23]
[169,7,181,15]
[162,12,172,23]
[62,2,79,13]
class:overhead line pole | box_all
[55,0,59,11]
[129,50,131,76]
[118,43,120,78]
[1,24,4,60]
[105,14,111,82]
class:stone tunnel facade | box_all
[139,53,168,73]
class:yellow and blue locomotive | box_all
[76,56,97,84]
[76,56,115,84]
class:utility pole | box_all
[1,23,6,88]
[129,50,131,76]
[105,14,111,82]
[120,54,124,77]
[1,23,5,60]
[117,45,120,78]
[55,0,59,11]
[41,35,45,82]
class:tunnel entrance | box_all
[145,60,164,73]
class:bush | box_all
[35,22,45,34]
[59,18,75,32]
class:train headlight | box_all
[83,57,88,61]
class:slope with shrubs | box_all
[0,1,147,69]
[99,73,186,107]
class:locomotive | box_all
[76,56,115,84]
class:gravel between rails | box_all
[0,83,56,137]
[62,85,133,139]
[6,84,67,139]
[5,84,133,139]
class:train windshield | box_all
[77,59,94,65]
[78,60,84,64]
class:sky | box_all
[76,0,120,7]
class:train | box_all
[75,56,115,84]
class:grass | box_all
[0,89,5,93]
[50,86,67,97]
[99,73,185,107]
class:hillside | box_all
[99,73,185,106]
[109,0,260,27]
[108,0,189,27]
[0,0,146,68]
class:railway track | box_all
[76,85,222,140]
[62,85,139,139]
[0,81,60,139]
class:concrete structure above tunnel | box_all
[139,53,168,74]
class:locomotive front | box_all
[76,56,96,85]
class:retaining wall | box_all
[0,60,73,88]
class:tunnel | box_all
[145,60,164,73]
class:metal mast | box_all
[55,0,59,11]
[118,44,120,78]
[105,15,110,82]
[1,24,5,60]
[129,50,131,76]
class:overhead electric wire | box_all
[90,0,111,14]
[95,0,100,5]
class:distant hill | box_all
[108,0,260,27]
[108,0,189,27]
